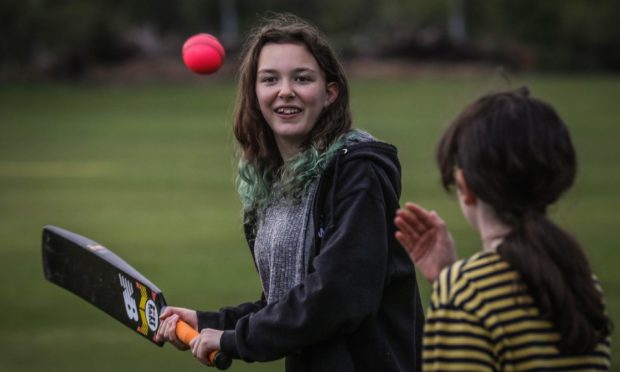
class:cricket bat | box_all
[41,225,232,370]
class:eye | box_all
[259,75,277,84]
[295,75,313,83]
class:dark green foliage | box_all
[2,1,619,75]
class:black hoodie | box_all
[198,140,424,371]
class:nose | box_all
[278,80,295,99]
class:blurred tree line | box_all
[1,0,618,79]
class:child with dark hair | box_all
[395,87,611,370]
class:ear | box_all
[455,168,477,206]
[325,82,339,107]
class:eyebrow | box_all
[257,67,318,75]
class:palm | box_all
[395,202,456,282]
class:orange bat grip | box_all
[175,320,199,344]
[175,320,232,370]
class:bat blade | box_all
[42,225,166,346]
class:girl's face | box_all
[255,42,338,160]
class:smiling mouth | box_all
[275,107,302,115]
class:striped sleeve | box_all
[423,259,498,371]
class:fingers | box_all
[395,202,447,262]
[191,329,223,367]
[403,202,438,229]
[396,203,432,237]
[158,306,198,329]
[159,306,175,320]
[155,314,190,350]
[394,211,420,240]
[155,313,173,342]
[394,212,427,262]
[395,230,414,252]
[426,210,447,228]
[157,314,179,341]
[407,202,447,229]
[394,203,428,250]
[190,336,210,366]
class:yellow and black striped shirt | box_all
[423,251,611,371]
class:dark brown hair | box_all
[437,87,611,354]
[233,13,352,179]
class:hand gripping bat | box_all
[41,225,232,370]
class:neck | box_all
[276,140,301,161]
[481,231,508,252]
[475,202,512,252]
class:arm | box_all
[155,298,266,351]
[394,202,457,283]
[156,300,266,370]
[167,300,267,367]
[423,267,496,371]
[425,304,496,370]
[197,297,267,331]
[187,299,267,361]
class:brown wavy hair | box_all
[233,13,352,182]
[437,87,611,354]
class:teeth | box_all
[276,107,301,114]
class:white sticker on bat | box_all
[145,299,159,331]
[119,274,139,322]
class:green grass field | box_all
[1,75,618,371]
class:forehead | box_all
[257,42,320,72]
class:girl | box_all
[157,14,424,371]
[395,88,612,370]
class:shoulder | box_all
[329,130,399,183]
[341,131,398,162]
[332,141,400,200]
[315,130,401,208]
[326,129,397,162]
[431,252,516,309]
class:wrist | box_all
[219,330,240,359]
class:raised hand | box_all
[395,202,457,283]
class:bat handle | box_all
[176,320,232,370]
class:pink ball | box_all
[182,33,225,75]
